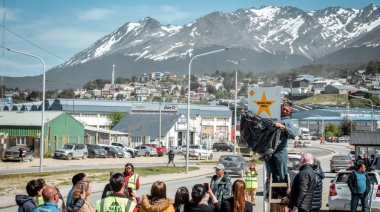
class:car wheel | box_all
[30,156,34,162]
[67,154,73,160]
[331,169,335,173]
[213,148,218,151]
[129,151,135,158]
[226,148,232,152]
[145,152,150,157]
[82,153,87,160]
[197,154,201,160]
[239,168,244,178]
[208,154,213,160]
[89,153,95,158]
[125,152,131,158]
[113,153,117,158]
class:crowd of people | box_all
[15,160,262,212]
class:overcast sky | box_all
[0,0,377,78]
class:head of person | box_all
[110,173,125,193]
[73,180,91,201]
[55,187,65,211]
[300,153,314,166]
[312,158,321,169]
[249,162,256,170]
[231,180,246,212]
[173,187,189,209]
[72,173,86,187]
[110,169,118,179]
[149,181,167,202]
[191,184,207,204]
[364,154,368,158]
[214,164,225,178]
[170,147,173,151]
[125,163,134,174]
[356,159,366,173]
[371,154,375,160]
[26,179,44,198]
[281,102,292,117]
[42,186,60,203]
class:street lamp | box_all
[226,59,245,155]
[312,115,324,139]
[2,46,46,172]
[349,95,374,131]
[186,46,231,173]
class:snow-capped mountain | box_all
[7,4,380,90]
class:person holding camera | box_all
[244,162,258,205]
[73,181,94,212]
[184,183,219,212]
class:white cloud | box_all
[78,8,114,21]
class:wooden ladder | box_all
[267,173,290,212]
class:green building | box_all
[0,111,84,156]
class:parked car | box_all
[288,154,301,171]
[110,142,138,158]
[54,143,88,160]
[135,145,158,157]
[98,144,123,158]
[338,135,350,143]
[112,146,131,158]
[184,144,213,160]
[330,155,353,173]
[171,146,183,154]
[302,141,312,147]
[142,144,167,156]
[328,169,380,211]
[217,155,248,178]
[212,142,234,152]
[294,141,303,148]
[85,144,108,158]
[2,146,34,162]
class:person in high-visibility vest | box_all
[123,163,140,191]
[96,173,139,212]
[244,162,258,205]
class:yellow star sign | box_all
[253,91,276,116]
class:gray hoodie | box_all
[15,194,37,212]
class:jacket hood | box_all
[141,195,173,212]
[313,167,325,179]
[15,194,34,206]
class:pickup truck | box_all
[184,144,213,160]
[142,144,167,156]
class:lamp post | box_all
[226,59,245,155]
[349,95,374,131]
[312,115,324,139]
[186,47,231,173]
[3,47,46,172]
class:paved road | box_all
[0,140,349,211]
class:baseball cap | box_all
[214,164,225,170]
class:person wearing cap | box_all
[209,163,232,203]
[347,159,371,212]
[244,162,258,205]
[101,169,118,198]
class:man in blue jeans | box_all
[265,102,296,197]
[347,159,371,212]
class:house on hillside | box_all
[324,85,357,94]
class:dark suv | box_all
[85,144,108,158]
[212,142,233,152]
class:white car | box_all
[302,141,312,147]
[328,170,380,211]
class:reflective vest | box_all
[127,173,139,189]
[245,170,258,189]
[96,196,136,212]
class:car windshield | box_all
[9,146,30,151]
[336,172,378,184]
[108,146,117,151]
[219,156,241,162]
[62,144,74,149]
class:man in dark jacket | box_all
[209,164,232,203]
[347,159,371,212]
[311,159,325,212]
[167,146,175,167]
[288,153,316,212]
[16,179,44,212]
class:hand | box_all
[275,123,286,129]
[80,192,86,200]
[291,207,298,212]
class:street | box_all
[0,140,350,211]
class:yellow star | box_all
[253,91,276,116]
[249,90,255,96]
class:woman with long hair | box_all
[140,181,175,212]
[73,181,95,212]
[173,187,190,212]
[184,184,219,212]
[221,180,252,212]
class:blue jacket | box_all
[16,195,37,212]
[31,202,60,212]
[66,187,74,208]
[276,116,297,151]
